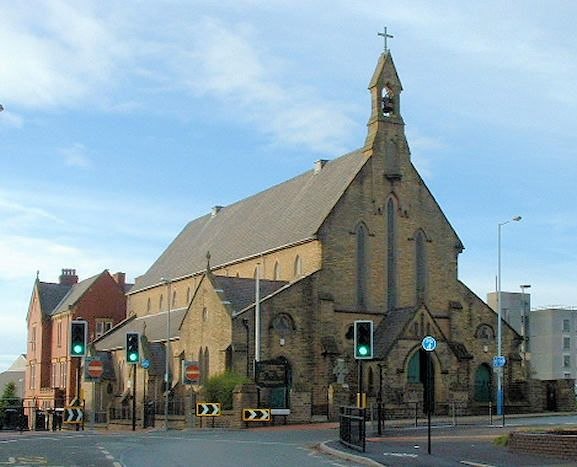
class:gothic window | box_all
[271,313,295,337]
[407,351,420,384]
[147,298,151,313]
[382,87,394,116]
[172,290,177,308]
[159,294,163,312]
[186,287,190,304]
[199,348,204,384]
[415,230,427,302]
[294,255,303,278]
[273,261,281,280]
[475,324,495,340]
[387,198,397,311]
[356,222,368,309]
[204,347,210,383]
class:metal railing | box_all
[339,406,366,452]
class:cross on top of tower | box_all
[378,26,394,52]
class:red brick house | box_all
[25,269,129,412]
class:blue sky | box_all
[1,1,576,372]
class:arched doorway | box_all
[407,349,435,414]
[473,364,493,402]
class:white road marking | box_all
[383,452,419,458]
[460,461,496,467]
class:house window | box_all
[95,319,113,339]
[57,321,62,347]
[564,337,571,351]
[60,361,67,388]
[564,355,571,368]
[563,319,570,333]
[29,363,35,389]
[31,326,37,352]
[356,223,368,309]
[387,198,397,311]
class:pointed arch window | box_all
[356,222,368,309]
[387,198,397,311]
[273,261,281,280]
[415,230,427,302]
[294,255,303,278]
[159,294,164,312]
[172,290,177,308]
[186,287,191,305]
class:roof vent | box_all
[314,159,329,174]
[211,206,223,217]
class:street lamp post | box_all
[497,216,521,417]
[161,277,172,431]
[520,284,531,372]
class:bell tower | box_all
[364,43,407,181]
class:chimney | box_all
[314,159,329,174]
[59,269,79,286]
[112,272,126,289]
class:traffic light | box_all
[70,320,87,357]
[126,332,140,364]
[354,320,373,359]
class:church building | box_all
[95,51,534,421]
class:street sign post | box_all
[421,335,437,455]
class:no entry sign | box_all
[85,357,104,380]
[182,360,200,384]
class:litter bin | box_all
[35,410,46,431]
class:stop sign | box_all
[184,362,200,384]
[87,359,104,379]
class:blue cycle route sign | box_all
[421,336,437,352]
[492,356,506,368]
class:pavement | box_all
[317,412,577,467]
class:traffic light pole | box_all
[132,366,137,431]
[357,360,364,409]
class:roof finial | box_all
[377,26,394,53]
[206,251,211,272]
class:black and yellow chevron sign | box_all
[63,406,83,424]
[196,402,221,417]
[242,408,271,422]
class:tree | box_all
[0,382,17,410]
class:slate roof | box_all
[132,149,369,292]
[38,282,71,316]
[50,272,103,316]
[94,308,188,351]
[213,276,288,315]
[374,307,418,359]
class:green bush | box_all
[203,372,250,410]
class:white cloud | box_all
[0,2,127,109]
[58,143,92,169]
[179,17,358,154]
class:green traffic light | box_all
[357,345,369,356]
[72,344,84,355]
[128,353,138,362]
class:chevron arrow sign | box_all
[63,406,84,424]
[195,402,221,417]
[242,408,271,422]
